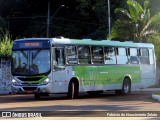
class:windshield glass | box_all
[12,50,51,75]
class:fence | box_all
[0,59,11,94]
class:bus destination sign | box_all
[12,40,50,50]
[25,42,41,47]
[19,42,42,48]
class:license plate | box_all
[26,90,33,93]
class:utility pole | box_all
[46,0,65,38]
[108,0,111,38]
[47,0,50,38]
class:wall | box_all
[0,59,11,94]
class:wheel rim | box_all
[124,82,129,93]
[71,82,75,99]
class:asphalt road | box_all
[0,91,160,119]
[0,91,159,111]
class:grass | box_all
[156,93,160,95]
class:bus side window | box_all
[66,45,78,64]
[77,46,91,64]
[117,47,128,64]
[139,48,149,64]
[104,47,116,64]
[91,46,104,64]
[149,49,154,64]
[129,48,139,64]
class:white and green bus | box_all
[11,38,156,99]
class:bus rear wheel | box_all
[67,81,78,99]
[115,78,131,95]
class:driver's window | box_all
[52,47,65,69]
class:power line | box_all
[7,16,46,19]
[7,15,108,26]
[53,17,108,26]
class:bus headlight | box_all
[41,78,50,85]
[12,79,20,85]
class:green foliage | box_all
[0,17,7,31]
[108,20,135,41]
[110,0,160,42]
[148,34,160,68]
[0,32,13,60]
[0,0,159,40]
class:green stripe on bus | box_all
[74,65,140,85]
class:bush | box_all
[148,34,160,67]
[148,34,160,84]
[0,31,13,60]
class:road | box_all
[0,91,160,119]
[0,91,159,111]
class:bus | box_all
[11,38,156,99]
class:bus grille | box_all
[21,83,39,85]
[18,77,42,81]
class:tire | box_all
[67,81,78,99]
[34,93,41,99]
[115,78,131,95]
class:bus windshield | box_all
[12,50,51,76]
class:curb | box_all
[152,94,160,102]
[132,88,160,92]
[132,88,160,102]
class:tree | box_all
[110,0,160,42]
[0,17,7,35]
[148,34,160,66]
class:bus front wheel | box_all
[67,80,78,99]
[115,78,131,95]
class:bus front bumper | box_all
[11,83,52,94]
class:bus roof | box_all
[52,38,154,48]
[14,38,154,48]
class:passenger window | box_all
[139,48,149,64]
[117,47,128,64]
[129,48,139,64]
[66,45,78,64]
[77,46,91,64]
[149,49,154,64]
[104,47,116,64]
[91,46,104,64]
